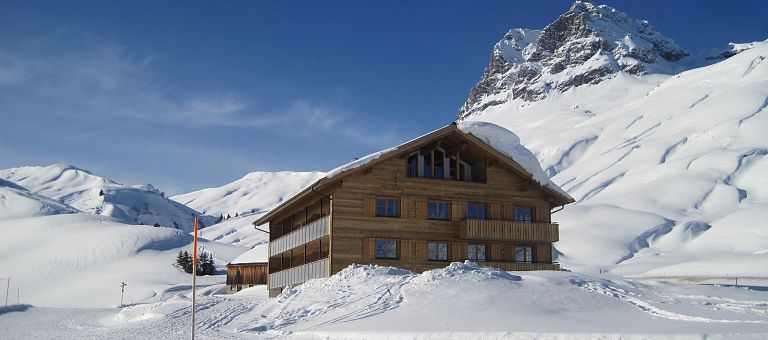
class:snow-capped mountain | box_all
[171,171,324,217]
[0,164,211,231]
[458,1,689,118]
[172,171,324,247]
[458,1,768,276]
[0,178,77,219]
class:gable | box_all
[255,123,573,225]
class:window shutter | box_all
[400,239,414,260]
[401,197,414,219]
[362,238,375,258]
[452,201,466,220]
[363,195,376,216]
[415,199,428,219]
[490,203,503,220]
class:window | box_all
[428,200,449,220]
[467,203,487,220]
[375,239,398,259]
[375,198,398,217]
[407,154,418,177]
[423,153,432,178]
[468,244,487,261]
[434,149,445,178]
[514,207,533,222]
[428,242,448,261]
[515,246,533,263]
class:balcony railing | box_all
[461,219,559,242]
[268,257,329,289]
[478,261,560,271]
[270,215,329,257]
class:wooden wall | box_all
[329,154,555,274]
[226,263,268,285]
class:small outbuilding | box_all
[226,244,268,293]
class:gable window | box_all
[427,200,449,220]
[467,203,487,220]
[375,197,399,217]
[515,246,533,263]
[467,244,487,261]
[407,154,418,177]
[514,207,533,222]
[375,239,398,259]
[433,149,445,179]
[428,242,448,261]
[423,153,433,178]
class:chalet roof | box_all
[254,121,574,226]
[228,243,268,265]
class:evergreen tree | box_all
[175,251,186,269]
[226,214,231,219]
[217,214,223,223]
[153,223,160,228]
[99,189,105,196]
[182,251,193,273]
[235,212,239,217]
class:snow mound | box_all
[0,179,77,219]
[0,164,211,231]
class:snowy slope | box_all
[0,164,211,232]
[172,171,324,218]
[459,2,768,277]
[0,213,247,308]
[198,212,270,248]
[0,178,77,219]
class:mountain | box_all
[172,171,324,217]
[0,178,77,219]
[172,171,325,247]
[457,1,768,276]
[0,164,211,231]
[458,0,689,119]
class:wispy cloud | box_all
[0,38,395,147]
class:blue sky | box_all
[1,1,766,194]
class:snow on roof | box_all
[229,243,268,265]
[259,122,572,223]
[456,121,573,200]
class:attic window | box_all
[405,146,480,182]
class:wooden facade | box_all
[255,123,573,297]
[226,262,268,294]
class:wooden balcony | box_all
[270,215,330,257]
[461,219,559,242]
[268,257,329,289]
[478,261,560,271]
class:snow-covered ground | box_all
[1,262,766,339]
[0,212,247,308]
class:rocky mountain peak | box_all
[458,1,689,119]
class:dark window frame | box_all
[514,206,534,222]
[466,202,488,220]
[514,245,534,263]
[427,241,449,261]
[467,243,488,261]
[375,197,400,218]
[375,239,398,259]
[427,200,450,220]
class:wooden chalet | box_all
[254,122,574,297]
[226,245,268,293]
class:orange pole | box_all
[191,215,198,340]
